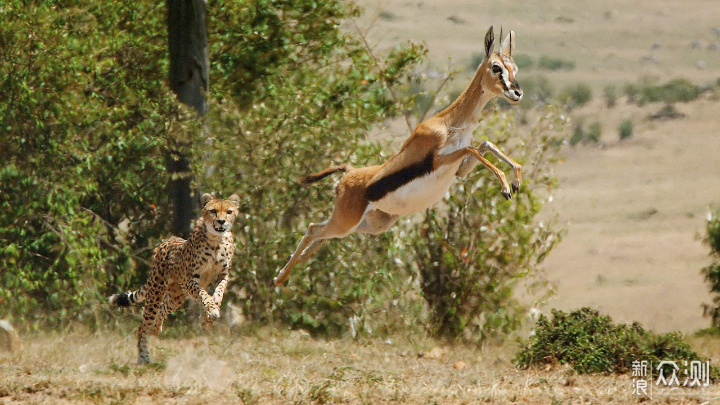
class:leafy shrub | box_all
[604,84,617,107]
[624,83,639,102]
[639,78,700,104]
[0,0,425,333]
[570,120,601,146]
[618,119,633,140]
[516,308,716,376]
[1,0,566,342]
[403,105,567,342]
[702,210,720,327]
[538,55,575,71]
[563,83,593,107]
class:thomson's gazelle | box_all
[274,26,524,286]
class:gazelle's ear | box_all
[200,193,213,207]
[484,26,495,58]
[500,31,515,57]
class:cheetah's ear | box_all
[228,194,240,207]
[200,193,213,207]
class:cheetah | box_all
[109,193,240,364]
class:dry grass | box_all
[2,326,720,404]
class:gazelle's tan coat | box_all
[275,27,524,285]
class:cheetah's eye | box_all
[210,209,217,215]
[227,210,233,215]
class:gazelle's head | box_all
[479,26,523,104]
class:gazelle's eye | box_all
[492,65,502,74]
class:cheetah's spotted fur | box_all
[109,193,240,364]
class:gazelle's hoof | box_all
[502,190,512,200]
[511,181,520,194]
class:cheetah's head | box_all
[200,193,240,235]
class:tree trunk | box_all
[168,0,208,114]
[166,0,208,237]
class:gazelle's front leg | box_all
[437,147,513,200]
[456,141,522,193]
[478,141,522,193]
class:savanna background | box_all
[2,0,720,403]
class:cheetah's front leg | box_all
[212,269,230,307]
[181,278,221,326]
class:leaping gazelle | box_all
[274,26,524,286]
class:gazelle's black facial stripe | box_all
[498,63,512,92]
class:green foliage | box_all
[625,78,700,106]
[1,0,564,342]
[570,120,601,146]
[403,106,566,343]
[603,84,617,108]
[1,1,175,329]
[0,0,425,333]
[638,78,700,105]
[537,55,575,71]
[702,210,720,327]
[562,83,593,108]
[516,308,716,376]
[618,119,633,140]
[624,83,639,102]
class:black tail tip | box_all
[110,293,131,307]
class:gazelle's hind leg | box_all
[274,216,363,286]
[299,240,325,263]
[275,168,375,286]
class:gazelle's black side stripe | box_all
[366,153,434,202]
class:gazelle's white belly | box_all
[373,162,461,215]
[372,129,474,216]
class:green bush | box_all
[570,120,601,146]
[1,0,565,341]
[516,308,716,376]
[603,84,617,107]
[404,105,566,342]
[0,0,425,333]
[618,119,633,140]
[639,78,700,104]
[624,83,639,102]
[538,55,575,71]
[563,83,593,107]
[702,210,720,327]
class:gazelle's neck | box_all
[438,61,494,130]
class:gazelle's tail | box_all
[299,164,351,185]
[109,286,146,307]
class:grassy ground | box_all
[2,326,720,404]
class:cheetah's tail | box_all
[109,286,146,307]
